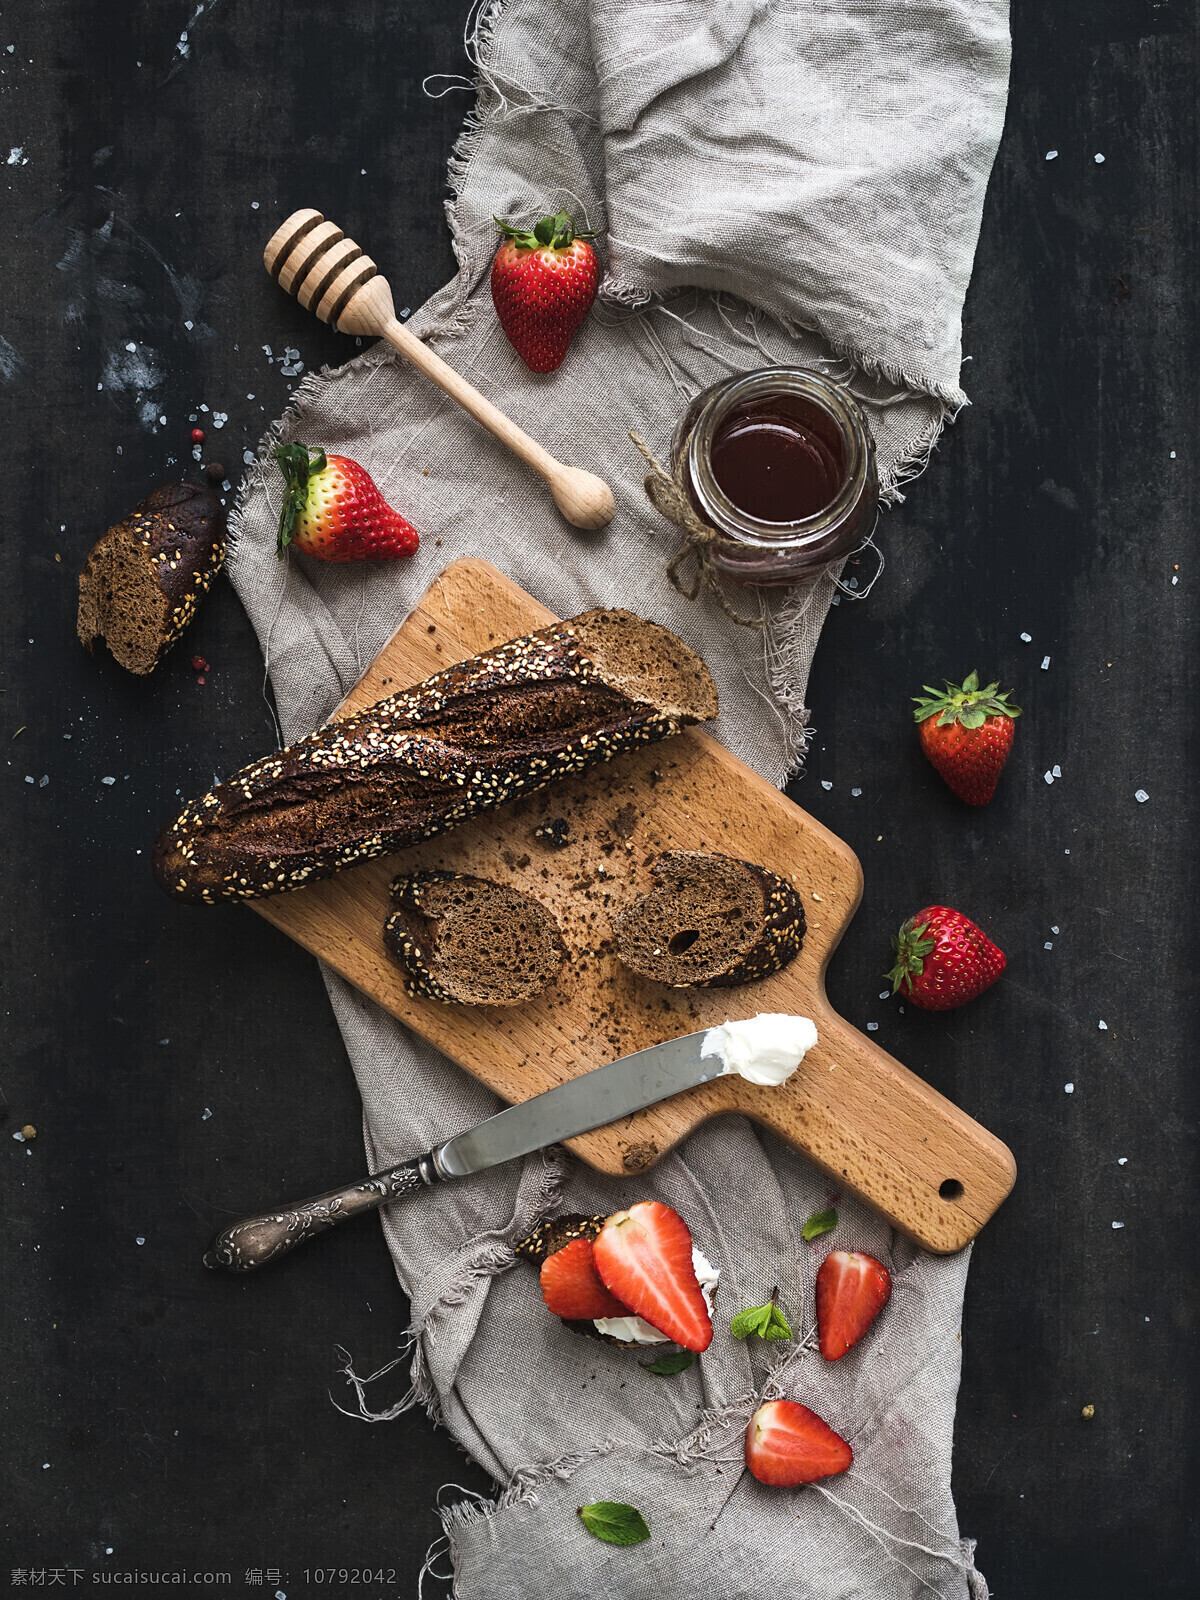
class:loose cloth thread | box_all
[628,429,764,628]
[225,0,1009,1594]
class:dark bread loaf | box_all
[153,608,717,904]
[77,481,225,674]
[613,850,805,987]
[384,870,566,1005]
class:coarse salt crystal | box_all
[867,1022,879,1032]
[1044,941,1053,949]
[1044,771,1054,784]
[820,780,832,790]
[1135,789,1149,803]
[1098,1020,1108,1030]
[1118,1157,1128,1165]
[879,991,890,1000]
[1041,655,1051,670]
[851,787,862,797]
[1111,1220,1123,1229]
[1051,925,1059,934]
[202,1107,212,1120]
[1045,149,1058,160]
[1020,631,1032,642]
[101,775,116,785]
[1052,765,1061,778]
[135,1236,145,1245]
[1064,1083,1073,1093]
[1094,153,1105,163]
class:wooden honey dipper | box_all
[263,209,616,530]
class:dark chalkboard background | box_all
[2,1,1196,1594]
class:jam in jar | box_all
[672,367,878,585]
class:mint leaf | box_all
[802,1207,838,1243]
[730,1303,773,1339]
[642,1349,696,1375]
[730,1298,793,1341]
[578,1502,651,1545]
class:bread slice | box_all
[77,481,225,674]
[153,608,717,904]
[613,850,805,987]
[384,871,566,1005]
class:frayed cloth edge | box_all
[330,1145,568,1435]
[602,273,971,416]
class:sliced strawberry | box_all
[539,1238,630,1321]
[815,1250,892,1361]
[745,1400,853,1486]
[592,1201,712,1352]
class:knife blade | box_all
[205,1029,722,1273]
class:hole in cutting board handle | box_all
[939,1178,964,1201]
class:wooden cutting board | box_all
[254,559,1015,1253]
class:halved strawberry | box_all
[539,1238,630,1321]
[815,1250,892,1361]
[592,1201,712,1352]
[745,1400,853,1486]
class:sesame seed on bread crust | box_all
[151,609,718,904]
[612,850,805,988]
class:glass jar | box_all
[671,367,878,585]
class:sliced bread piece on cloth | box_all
[225,0,1008,1594]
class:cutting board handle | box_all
[744,1005,1017,1254]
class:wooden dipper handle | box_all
[263,209,616,531]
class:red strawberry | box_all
[592,1201,712,1352]
[539,1238,631,1321]
[744,1400,853,1486]
[887,904,1006,1010]
[815,1251,892,1362]
[490,211,599,374]
[913,671,1020,805]
[274,443,419,562]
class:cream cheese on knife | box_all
[700,1013,819,1086]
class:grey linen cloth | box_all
[226,0,1007,1593]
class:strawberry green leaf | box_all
[731,1298,793,1341]
[912,672,1021,726]
[887,919,936,993]
[273,442,327,555]
[496,210,593,251]
[802,1207,838,1243]
[641,1349,696,1375]
[577,1502,651,1546]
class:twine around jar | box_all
[628,431,764,628]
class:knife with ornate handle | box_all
[205,1029,723,1273]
